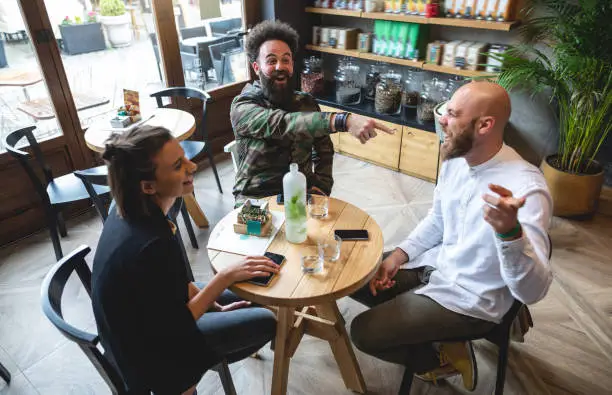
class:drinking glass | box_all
[309,194,329,219]
[318,234,342,262]
[301,254,323,274]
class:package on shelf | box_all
[313,26,321,46]
[454,41,473,69]
[328,27,339,47]
[486,44,508,72]
[442,40,462,67]
[358,32,373,52]
[495,0,516,21]
[466,42,489,70]
[384,0,393,12]
[474,0,487,19]
[337,28,360,49]
[320,27,330,46]
[444,0,457,16]
[426,41,445,65]
[365,0,384,12]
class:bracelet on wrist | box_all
[496,222,522,239]
[333,112,349,133]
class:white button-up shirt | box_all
[399,144,553,323]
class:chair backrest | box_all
[180,25,207,40]
[150,87,212,142]
[209,17,242,37]
[223,140,239,173]
[3,126,53,205]
[74,168,110,222]
[208,40,240,84]
[41,245,128,395]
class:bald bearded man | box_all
[349,82,553,391]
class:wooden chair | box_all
[150,87,222,193]
[41,245,238,395]
[3,126,110,260]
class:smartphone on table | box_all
[334,229,370,241]
[247,251,285,287]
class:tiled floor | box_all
[0,154,611,394]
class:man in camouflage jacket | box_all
[230,20,394,204]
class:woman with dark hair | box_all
[92,125,278,395]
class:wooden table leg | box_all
[271,307,294,395]
[183,193,209,228]
[315,302,367,394]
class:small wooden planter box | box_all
[59,22,106,55]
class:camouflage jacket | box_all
[230,81,336,202]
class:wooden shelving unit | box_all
[306,7,519,31]
[359,52,422,68]
[305,44,360,58]
[306,45,496,78]
[305,6,362,17]
[422,62,497,78]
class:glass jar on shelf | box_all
[400,68,423,118]
[443,75,466,101]
[301,56,324,96]
[364,64,382,101]
[333,0,348,9]
[417,79,441,124]
[335,59,361,105]
[375,70,402,114]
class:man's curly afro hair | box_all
[245,20,299,64]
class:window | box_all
[175,0,248,91]
[0,0,61,152]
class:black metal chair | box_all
[150,87,222,193]
[73,169,199,265]
[399,235,553,395]
[208,39,241,85]
[3,126,110,260]
[0,361,9,384]
[40,245,238,395]
[180,25,208,40]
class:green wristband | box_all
[496,222,522,239]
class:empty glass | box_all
[309,194,329,219]
[301,254,323,274]
[318,234,342,262]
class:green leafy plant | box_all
[61,16,73,25]
[86,11,97,23]
[100,0,126,17]
[490,0,612,174]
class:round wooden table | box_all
[83,107,210,228]
[83,108,195,153]
[208,197,384,395]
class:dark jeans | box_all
[195,283,276,363]
[349,263,495,374]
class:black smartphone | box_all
[247,252,285,287]
[276,193,312,205]
[334,229,370,241]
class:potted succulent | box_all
[99,0,132,48]
[491,0,611,217]
[58,12,106,55]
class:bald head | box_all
[451,81,511,135]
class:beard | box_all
[258,69,295,107]
[441,119,477,161]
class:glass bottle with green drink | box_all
[283,163,307,243]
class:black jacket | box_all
[92,205,218,394]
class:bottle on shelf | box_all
[283,163,307,244]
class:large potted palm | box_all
[99,0,132,48]
[492,0,611,217]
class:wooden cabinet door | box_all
[338,117,403,170]
[318,104,341,151]
[399,126,440,182]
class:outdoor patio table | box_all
[84,107,210,228]
[208,196,384,395]
[17,92,109,121]
[0,69,42,101]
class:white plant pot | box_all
[100,13,132,48]
[434,101,447,143]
